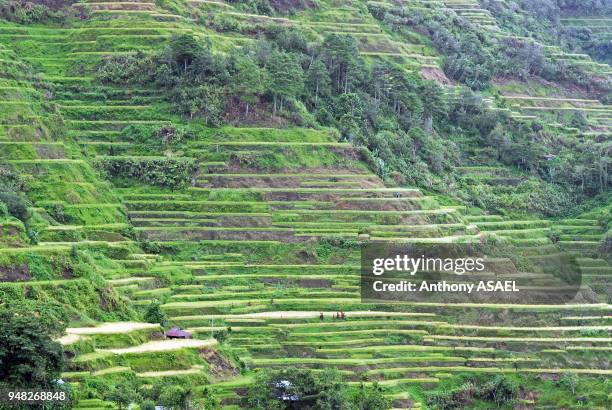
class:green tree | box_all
[339,113,361,143]
[170,84,224,125]
[147,379,213,409]
[314,368,350,409]
[268,51,304,114]
[559,373,578,395]
[159,384,193,409]
[197,387,221,410]
[247,367,358,409]
[97,52,155,85]
[0,303,66,389]
[479,375,518,406]
[0,191,29,223]
[419,81,447,134]
[408,127,428,159]
[349,382,391,410]
[140,400,156,410]
[213,329,228,344]
[322,34,363,93]
[167,34,203,74]
[143,301,168,327]
[108,382,141,410]
[230,54,268,116]
[305,58,331,106]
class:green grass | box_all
[1,5,611,407]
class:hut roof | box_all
[166,327,191,338]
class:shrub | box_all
[156,384,193,410]
[139,400,156,410]
[95,157,197,187]
[0,0,86,24]
[601,230,611,258]
[107,381,141,410]
[479,375,519,405]
[526,183,575,217]
[155,124,194,146]
[0,191,29,222]
[0,304,66,390]
[97,53,155,85]
[247,368,390,410]
[169,85,225,125]
[213,329,228,344]
[0,202,8,219]
[143,301,168,328]
[349,383,391,410]
[0,167,27,192]
[382,7,496,89]
[427,375,518,409]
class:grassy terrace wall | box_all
[0,0,610,409]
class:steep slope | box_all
[0,0,610,409]
[0,39,142,323]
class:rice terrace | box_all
[0,0,610,409]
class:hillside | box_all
[0,0,610,409]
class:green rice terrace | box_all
[0,0,610,409]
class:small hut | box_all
[166,327,192,339]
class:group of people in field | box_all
[319,312,346,320]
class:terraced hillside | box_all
[0,0,610,409]
[560,3,612,66]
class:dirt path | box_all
[56,334,82,345]
[66,322,160,335]
[226,311,434,319]
[103,338,216,354]
[136,365,205,378]
[108,277,155,284]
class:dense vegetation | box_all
[0,302,67,391]
[247,368,390,410]
[0,0,85,24]
[0,0,609,409]
[373,2,610,92]
[480,0,612,65]
[96,28,609,216]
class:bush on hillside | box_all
[224,0,314,15]
[247,367,390,409]
[0,191,29,222]
[482,0,612,76]
[146,379,218,410]
[169,85,224,125]
[118,123,193,147]
[601,230,611,259]
[143,301,168,327]
[107,382,141,410]
[380,6,496,89]
[0,0,87,24]
[0,166,27,192]
[0,302,68,390]
[0,168,30,223]
[0,202,8,219]
[139,401,156,410]
[427,375,518,409]
[97,53,156,85]
[95,157,198,187]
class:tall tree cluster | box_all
[96,27,610,216]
